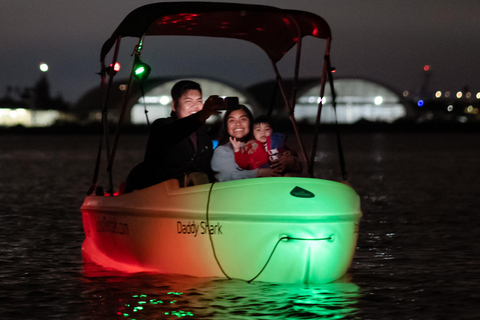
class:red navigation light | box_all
[424,65,430,71]
[103,62,121,76]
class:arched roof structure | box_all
[296,77,415,124]
[75,76,414,125]
[74,77,259,123]
[246,77,416,124]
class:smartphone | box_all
[220,97,239,110]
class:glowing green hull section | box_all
[81,177,362,283]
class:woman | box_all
[211,105,300,182]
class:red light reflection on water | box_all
[82,263,209,319]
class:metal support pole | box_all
[309,38,331,178]
[271,61,309,174]
[107,38,145,194]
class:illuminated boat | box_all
[81,2,362,284]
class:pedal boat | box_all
[81,2,362,284]
[81,177,361,283]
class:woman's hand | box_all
[257,167,282,177]
[229,137,241,153]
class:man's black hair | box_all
[171,80,202,106]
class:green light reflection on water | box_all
[117,292,194,319]
[287,282,361,319]
[165,310,194,317]
[99,276,359,319]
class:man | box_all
[125,80,223,192]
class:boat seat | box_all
[184,172,210,187]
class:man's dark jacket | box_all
[125,112,213,192]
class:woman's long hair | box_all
[217,105,254,146]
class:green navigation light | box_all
[133,60,151,81]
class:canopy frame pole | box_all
[325,53,348,181]
[277,17,311,177]
[86,64,107,195]
[107,36,145,194]
[87,36,121,195]
[308,38,331,178]
[266,83,278,117]
[102,36,122,195]
[289,19,313,176]
[271,61,309,176]
[289,15,302,113]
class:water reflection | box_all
[82,262,361,319]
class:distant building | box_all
[0,107,73,127]
[129,78,254,125]
[74,77,258,125]
[0,76,73,127]
[247,77,415,124]
[74,75,480,126]
[295,78,414,124]
[75,76,417,125]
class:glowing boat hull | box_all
[81,177,361,283]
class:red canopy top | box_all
[100,2,331,63]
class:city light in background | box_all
[1,3,480,128]
[39,62,49,72]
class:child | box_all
[231,115,285,170]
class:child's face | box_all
[253,123,272,143]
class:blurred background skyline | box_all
[2,0,479,104]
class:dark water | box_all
[1,132,479,319]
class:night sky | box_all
[2,0,479,103]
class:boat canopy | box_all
[100,2,331,63]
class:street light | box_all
[39,62,49,72]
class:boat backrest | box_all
[117,182,126,195]
[184,172,210,187]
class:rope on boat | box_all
[246,235,333,283]
[139,82,151,129]
[205,182,232,280]
[205,182,333,283]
